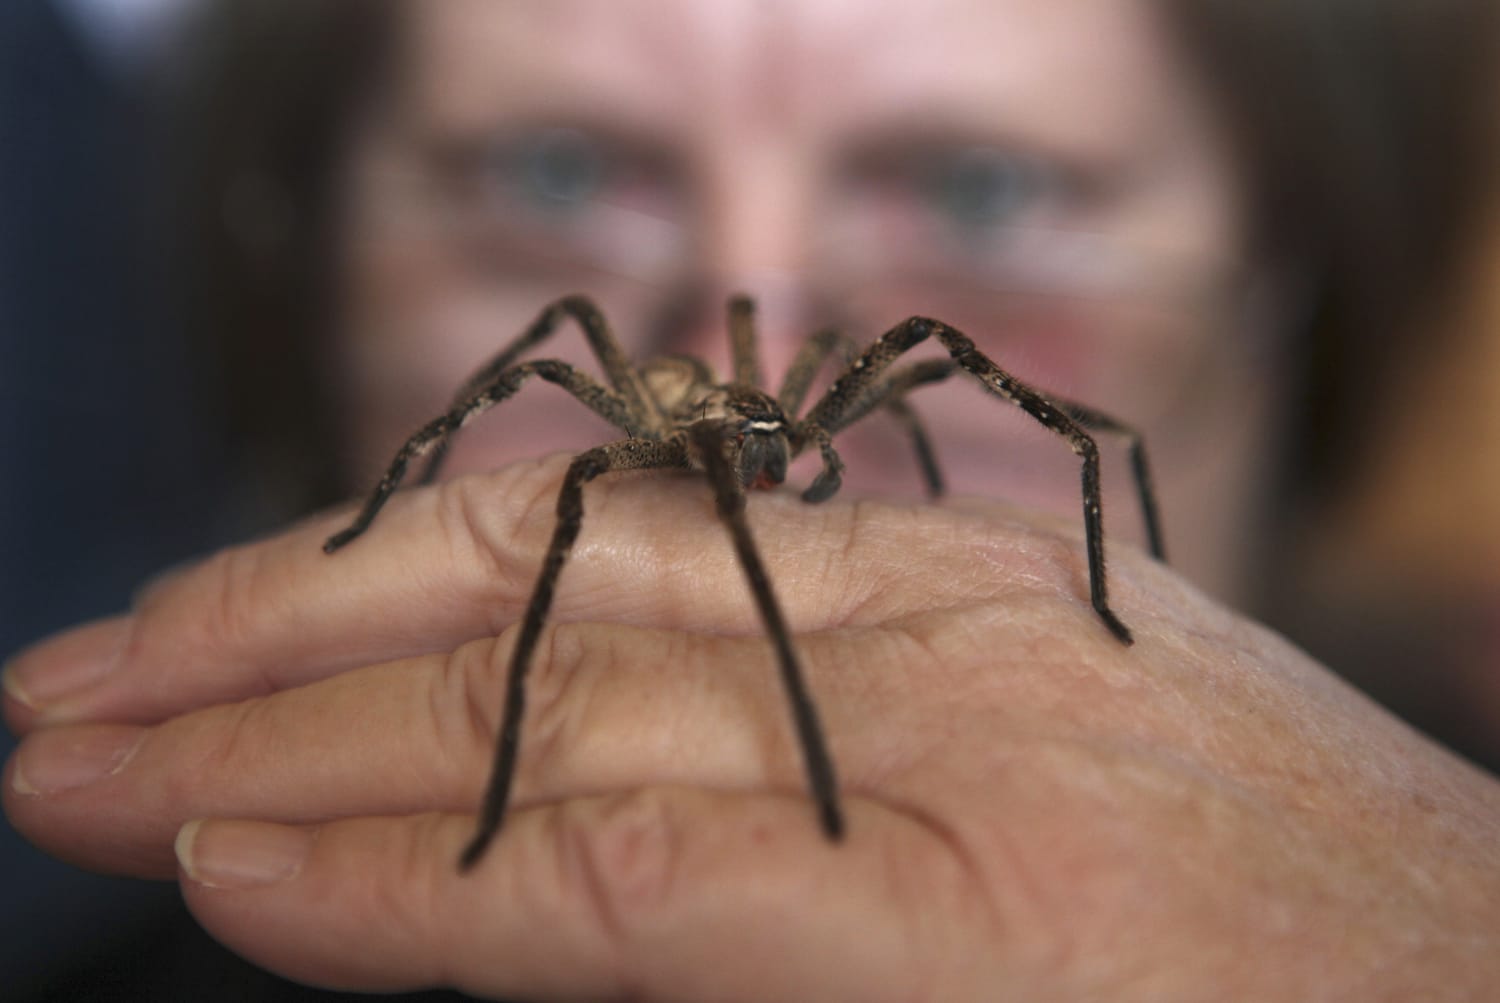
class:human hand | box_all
[6,456,1500,1001]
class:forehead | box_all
[393,0,1210,161]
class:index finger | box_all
[5,455,1087,732]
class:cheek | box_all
[340,245,491,445]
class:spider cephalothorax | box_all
[672,382,794,490]
[325,294,1165,870]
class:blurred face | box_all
[338,0,1284,601]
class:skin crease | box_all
[4,459,1500,1000]
[7,0,1500,999]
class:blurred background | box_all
[3,0,1497,998]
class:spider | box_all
[323,294,1165,871]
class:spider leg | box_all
[687,421,845,841]
[877,395,945,498]
[799,424,848,504]
[800,317,1137,645]
[824,359,956,499]
[824,356,1166,558]
[1055,401,1166,562]
[781,330,950,499]
[460,437,693,872]
[777,328,847,416]
[419,295,664,486]
[727,294,762,389]
[324,360,642,553]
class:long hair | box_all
[1161,0,1500,495]
[163,0,401,515]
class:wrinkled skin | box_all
[6,458,1500,1001]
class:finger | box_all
[5,456,580,731]
[3,455,1105,731]
[9,611,1025,878]
[175,792,996,1002]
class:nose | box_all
[646,149,834,387]
[649,271,852,397]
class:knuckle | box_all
[559,788,683,952]
[435,474,531,608]
[131,540,290,703]
[371,814,457,985]
[162,698,262,809]
[208,547,261,651]
[128,554,198,611]
[438,621,605,802]
[433,455,578,628]
[521,625,600,788]
[433,636,511,787]
[138,544,270,685]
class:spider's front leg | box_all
[460,437,692,871]
[687,421,844,841]
[797,317,1149,645]
[780,328,952,499]
[417,295,663,486]
[323,359,639,554]
[1057,400,1166,563]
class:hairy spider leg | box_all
[417,295,664,486]
[327,297,1163,870]
[779,329,949,498]
[815,353,1167,560]
[1057,402,1166,562]
[797,316,1137,645]
[323,360,638,554]
[822,358,956,499]
[459,437,694,871]
[776,328,844,414]
[687,420,845,842]
[727,294,762,389]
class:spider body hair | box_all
[324,293,1164,870]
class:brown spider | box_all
[324,295,1165,870]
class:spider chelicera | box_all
[324,294,1166,870]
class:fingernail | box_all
[11,725,146,796]
[176,819,314,889]
[3,618,132,713]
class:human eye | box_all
[419,125,686,279]
[831,141,1080,263]
[422,125,680,228]
[917,147,1057,237]
[483,127,610,218]
[824,139,1154,313]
